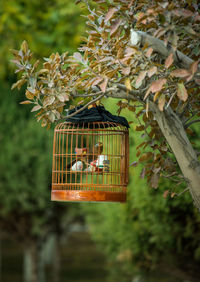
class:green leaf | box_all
[177,83,188,102]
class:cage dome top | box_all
[65,105,130,129]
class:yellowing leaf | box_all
[38,69,49,75]
[58,94,65,102]
[121,67,131,75]
[125,78,132,91]
[135,71,147,88]
[146,100,149,117]
[41,119,47,127]
[171,69,191,78]
[151,173,159,189]
[25,90,34,100]
[99,77,108,92]
[20,100,32,105]
[163,190,169,198]
[48,112,55,123]
[110,19,122,36]
[11,79,26,90]
[144,78,167,100]
[33,60,40,70]
[124,47,137,57]
[139,152,153,162]
[147,66,157,78]
[73,52,83,63]
[57,93,69,102]
[190,60,199,75]
[21,40,28,54]
[135,125,144,131]
[151,78,167,93]
[153,91,161,102]
[145,47,153,58]
[10,49,20,56]
[31,105,42,112]
[171,192,176,198]
[158,94,165,111]
[177,83,188,102]
[165,53,174,69]
[88,14,95,21]
[92,77,103,87]
[43,96,55,107]
[105,7,116,22]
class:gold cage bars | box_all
[51,121,129,203]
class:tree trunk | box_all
[150,102,200,209]
[38,245,46,282]
[23,242,38,282]
[52,234,60,282]
[40,234,61,282]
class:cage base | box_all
[51,190,126,203]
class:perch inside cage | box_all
[51,106,129,203]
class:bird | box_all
[67,142,103,171]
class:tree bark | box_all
[150,102,200,209]
[23,242,38,282]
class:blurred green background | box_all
[0,1,200,282]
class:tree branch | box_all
[131,30,199,70]
[71,84,146,102]
[103,83,147,103]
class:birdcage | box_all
[51,121,129,203]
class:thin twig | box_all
[116,83,148,95]
[136,116,150,138]
[71,92,99,98]
[175,187,189,197]
[185,119,200,129]
[71,87,115,98]
[166,91,176,109]
[57,92,105,122]
[83,0,98,17]
[183,110,199,124]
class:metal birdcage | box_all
[51,121,129,203]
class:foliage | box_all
[0,0,86,248]
[0,0,86,239]
[0,84,53,241]
[0,0,85,80]
[11,0,200,196]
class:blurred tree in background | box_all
[0,0,85,81]
[0,1,85,282]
